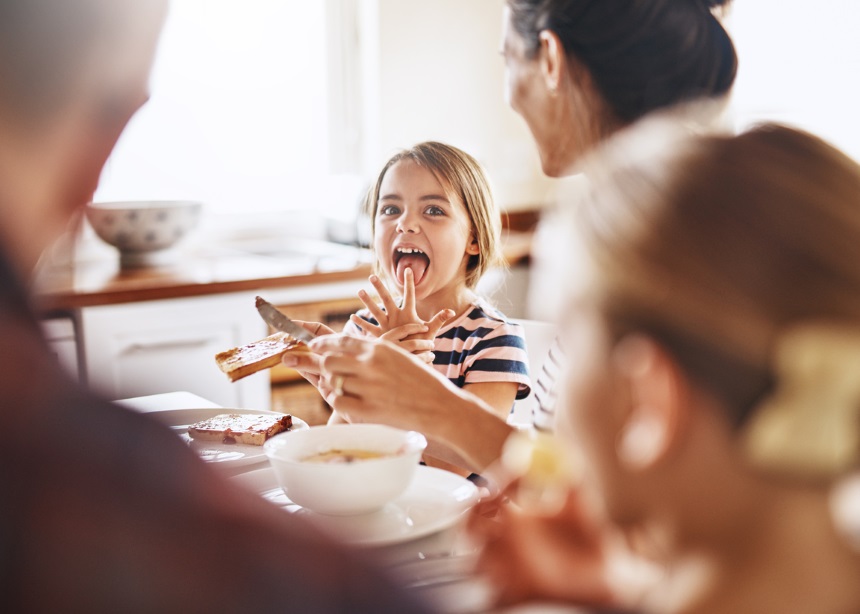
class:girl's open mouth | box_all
[393,247,430,286]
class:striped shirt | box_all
[344,298,531,400]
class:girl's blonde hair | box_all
[576,122,860,437]
[364,141,503,289]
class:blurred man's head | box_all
[0,0,167,274]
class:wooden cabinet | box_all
[77,279,368,419]
[80,292,270,409]
[41,316,81,383]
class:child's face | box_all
[374,159,479,303]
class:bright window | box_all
[94,0,359,221]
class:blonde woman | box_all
[472,122,860,611]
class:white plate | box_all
[233,465,479,546]
[148,408,308,468]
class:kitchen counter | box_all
[35,228,534,413]
[34,231,532,312]
[33,237,373,312]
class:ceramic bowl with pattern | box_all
[264,424,428,516]
[85,200,202,268]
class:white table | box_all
[119,391,495,613]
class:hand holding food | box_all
[276,320,334,387]
[310,334,453,429]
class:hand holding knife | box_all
[255,296,317,344]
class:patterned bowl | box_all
[85,200,202,268]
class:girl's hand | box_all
[379,323,437,364]
[349,270,453,351]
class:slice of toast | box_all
[187,412,293,446]
[215,331,310,382]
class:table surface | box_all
[119,391,497,613]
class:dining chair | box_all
[510,318,557,428]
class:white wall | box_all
[728,0,860,162]
[359,0,555,211]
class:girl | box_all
[310,142,531,476]
[472,121,860,611]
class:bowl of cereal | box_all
[263,424,427,516]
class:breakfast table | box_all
[118,391,500,613]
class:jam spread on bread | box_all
[214,332,309,382]
[187,413,293,446]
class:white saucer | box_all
[233,465,479,546]
[147,407,308,468]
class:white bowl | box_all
[263,424,427,516]
[85,200,202,267]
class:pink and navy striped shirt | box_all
[345,298,531,401]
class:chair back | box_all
[510,319,556,427]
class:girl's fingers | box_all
[357,289,388,327]
[349,313,383,338]
[426,308,455,335]
[369,274,399,316]
[414,350,436,364]
[309,333,372,357]
[395,339,435,354]
[402,267,416,313]
[380,323,429,342]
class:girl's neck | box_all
[647,489,860,614]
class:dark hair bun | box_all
[697,0,732,9]
[507,0,738,123]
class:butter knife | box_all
[255,296,316,343]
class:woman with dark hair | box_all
[289,0,737,473]
[502,0,736,175]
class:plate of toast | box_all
[150,408,308,468]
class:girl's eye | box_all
[425,205,446,216]
[379,204,400,216]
